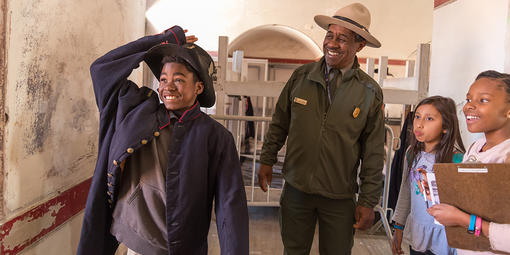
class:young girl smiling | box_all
[428,70,510,254]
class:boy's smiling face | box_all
[463,78,510,135]
[158,62,203,112]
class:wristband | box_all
[393,224,404,230]
[468,214,476,234]
[475,216,482,237]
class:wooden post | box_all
[416,44,430,101]
[261,60,269,142]
[378,56,388,87]
[366,57,375,78]
[405,60,415,78]
[216,36,228,118]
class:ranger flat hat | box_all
[144,43,217,107]
[314,3,381,48]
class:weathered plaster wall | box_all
[2,0,145,253]
[0,0,8,220]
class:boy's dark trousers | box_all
[279,183,356,255]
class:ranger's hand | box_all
[257,164,273,192]
[353,205,375,230]
[183,29,198,43]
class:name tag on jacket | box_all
[293,97,307,106]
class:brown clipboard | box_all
[434,163,510,254]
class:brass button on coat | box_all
[113,160,118,166]
[141,139,148,145]
[108,199,113,204]
[126,148,134,154]
[107,191,112,196]
[107,173,113,177]
[154,131,160,137]
[107,183,113,187]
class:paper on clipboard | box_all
[426,173,440,205]
[458,167,488,173]
[424,172,442,225]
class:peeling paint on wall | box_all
[0,179,91,254]
[1,203,64,250]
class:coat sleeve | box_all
[90,26,186,113]
[357,84,385,208]
[259,72,297,166]
[214,130,249,255]
[392,150,411,225]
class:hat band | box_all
[333,15,369,33]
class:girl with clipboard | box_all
[428,71,510,254]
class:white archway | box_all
[228,24,322,60]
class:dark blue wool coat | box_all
[77,26,249,255]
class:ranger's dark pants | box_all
[279,183,356,255]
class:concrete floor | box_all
[117,157,410,255]
[116,206,410,255]
[207,206,410,255]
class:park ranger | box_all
[258,3,385,254]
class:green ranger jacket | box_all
[260,57,384,208]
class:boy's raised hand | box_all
[183,29,198,44]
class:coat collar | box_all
[157,101,202,129]
[308,56,361,87]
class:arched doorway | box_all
[228,24,322,61]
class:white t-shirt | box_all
[459,137,510,255]
[463,137,510,163]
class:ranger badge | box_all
[352,107,360,118]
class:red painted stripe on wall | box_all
[0,178,91,255]
[434,0,456,8]
[260,57,316,64]
[357,58,408,66]
[206,51,408,66]
[246,56,408,66]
